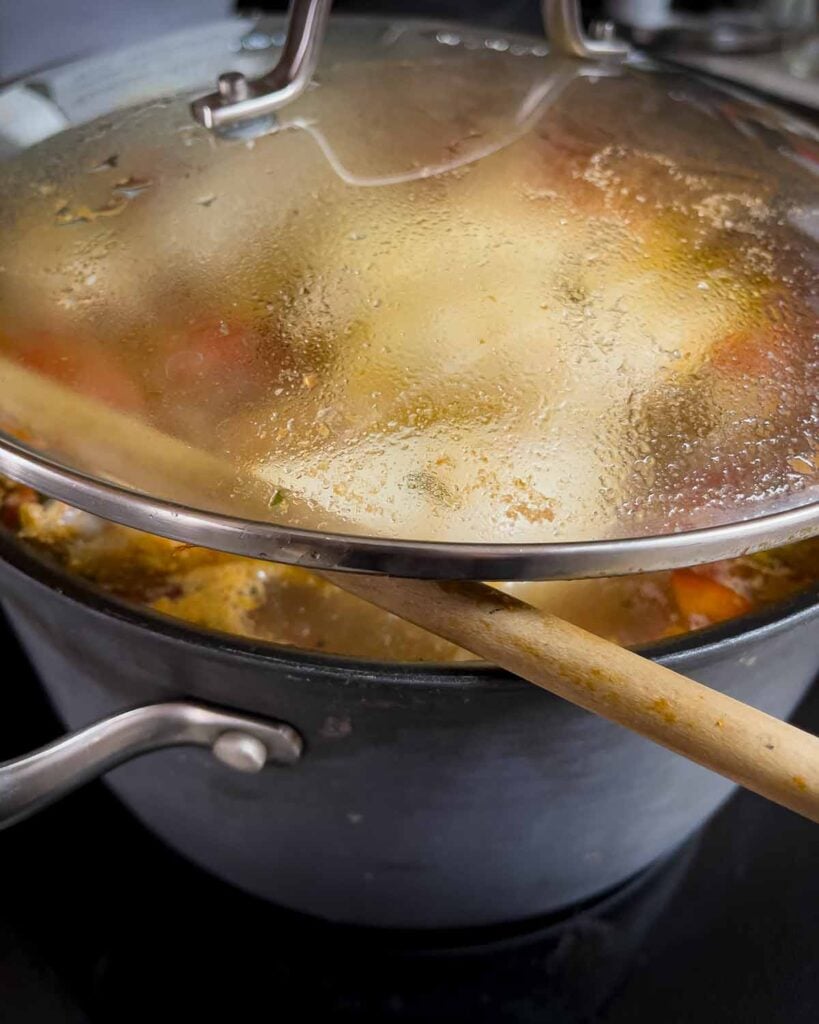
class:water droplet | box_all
[789,455,815,475]
[165,350,204,379]
[178,127,199,148]
[112,176,152,199]
[88,154,118,173]
[240,30,274,51]
[55,196,128,225]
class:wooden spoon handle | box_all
[0,356,237,506]
[326,573,819,823]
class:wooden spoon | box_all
[326,573,819,823]
[2,354,818,821]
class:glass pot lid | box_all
[0,2,817,580]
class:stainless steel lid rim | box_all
[2,437,818,581]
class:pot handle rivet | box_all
[212,731,269,774]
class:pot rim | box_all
[2,526,818,689]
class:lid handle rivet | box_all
[218,72,250,103]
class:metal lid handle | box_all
[191,0,628,131]
[191,0,332,130]
[542,0,629,59]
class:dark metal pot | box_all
[1,530,818,929]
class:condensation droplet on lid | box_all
[177,126,199,147]
[112,176,152,198]
[165,349,205,379]
[240,30,274,51]
[54,197,127,225]
[88,154,119,173]
[790,455,815,475]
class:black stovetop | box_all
[1,609,818,1024]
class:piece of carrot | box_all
[12,332,145,414]
[670,568,752,625]
[709,326,781,380]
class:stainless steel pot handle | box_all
[0,702,302,829]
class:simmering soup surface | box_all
[3,481,817,660]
